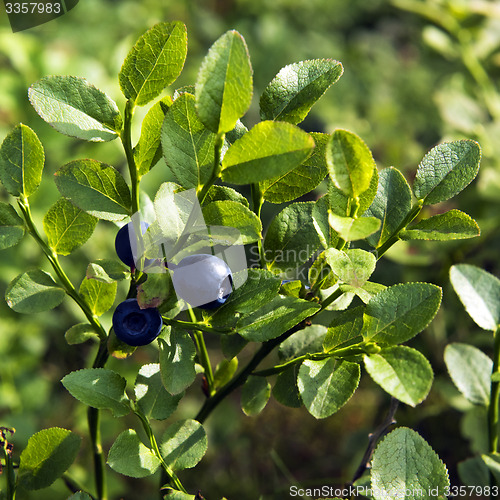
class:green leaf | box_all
[328,213,381,241]
[108,331,137,360]
[29,76,122,141]
[0,123,44,197]
[220,334,248,358]
[202,200,262,244]
[362,283,442,345]
[162,92,217,190]
[272,365,302,408]
[364,346,433,406]
[5,269,65,313]
[134,363,182,420]
[340,281,386,305]
[213,357,238,390]
[481,454,500,485]
[221,121,315,184]
[260,59,343,124]
[135,96,171,176]
[65,323,99,345]
[107,429,160,478]
[18,428,81,490]
[195,30,253,134]
[278,325,327,361]
[326,129,375,198]
[261,132,328,204]
[86,259,130,283]
[365,167,412,247]
[324,248,376,287]
[241,375,271,416]
[450,264,500,331]
[208,269,281,328]
[323,306,365,352]
[119,22,187,106]
[401,209,480,241]
[413,140,481,205]
[61,368,130,417]
[264,202,321,272]
[54,159,131,221]
[237,295,320,342]
[444,343,492,406]
[297,358,360,419]
[160,419,207,471]
[0,202,24,249]
[79,278,116,316]
[43,198,98,255]
[202,185,249,207]
[159,327,196,395]
[161,492,195,500]
[371,427,449,499]
[458,456,490,488]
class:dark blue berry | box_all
[112,298,162,346]
[171,254,233,310]
[115,221,150,269]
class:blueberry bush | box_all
[0,20,491,500]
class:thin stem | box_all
[375,200,423,259]
[251,183,267,268]
[489,326,500,453]
[188,307,215,396]
[88,407,107,500]
[162,317,231,335]
[197,133,225,204]
[121,99,140,215]
[17,197,107,341]
[195,321,307,423]
[135,409,187,493]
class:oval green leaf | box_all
[54,159,131,221]
[297,358,360,419]
[43,197,98,255]
[324,248,376,288]
[364,346,433,406]
[326,129,375,198]
[371,427,449,499]
[79,277,117,316]
[362,282,442,345]
[160,419,208,471]
[260,59,343,124]
[328,213,381,241]
[18,427,81,490]
[29,76,122,141]
[5,269,65,313]
[413,140,481,205]
[196,30,253,134]
[0,123,44,197]
[221,121,315,185]
[444,343,492,406]
[450,264,500,331]
[241,375,271,416]
[119,22,187,106]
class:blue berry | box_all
[171,254,233,310]
[115,221,150,269]
[112,298,162,346]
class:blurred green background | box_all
[1,0,500,498]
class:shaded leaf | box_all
[65,323,99,345]
[279,325,327,361]
[323,306,365,352]
[272,365,302,408]
[86,259,129,283]
[0,201,24,250]
[18,428,81,490]
[107,429,160,478]
[0,123,44,197]
[241,376,271,416]
[221,121,315,185]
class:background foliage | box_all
[1,0,500,498]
